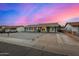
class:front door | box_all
[46,27,50,32]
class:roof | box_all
[0,26,24,29]
[26,23,60,27]
[65,22,79,27]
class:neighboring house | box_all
[0,26,25,33]
[4,26,17,33]
[25,23,60,32]
[65,22,79,35]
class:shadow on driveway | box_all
[0,41,66,56]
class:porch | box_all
[25,26,59,33]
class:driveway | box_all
[0,33,79,55]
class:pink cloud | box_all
[15,16,29,26]
[14,4,79,26]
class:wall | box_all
[65,24,73,32]
[72,27,79,32]
[16,27,24,32]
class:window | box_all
[25,28,28,30]
[29,27,32,30]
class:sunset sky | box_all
[0,3,79,26]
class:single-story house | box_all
[65,22,79,35]
[25,23,61,32]
[0,26,25,33]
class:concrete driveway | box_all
[0,32,79,55]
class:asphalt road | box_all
[0,41,65,56]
